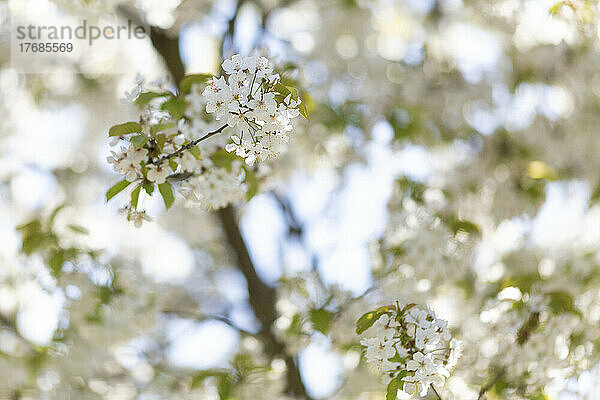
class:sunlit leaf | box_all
[130,185,141,209]
[179,73,213,94]
[243,166,259,201]
[109,122,142,137]
[161,96,187,120]
[130,134,149,150]
[356,310,385,334]
[106,180,132,202]
[158,183,175,209]
[135,91,170,107]
[310,309,334,335]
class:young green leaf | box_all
[48,204,66,227]
[152,122,175,133]
[130,134,149,150]
[189,145,202,160]
[143,183,155,195]
[243,166,259,201]
[49,250,65,277]
[67,224,89,234]
[135,91,170,107]
[547,291,581,316]
[156,134,168,152]
[273,83,292,98]
[109,122,142,137]
[211,149,240,172]
[179,73,214,94]
[161,96,187,120]
[158,183,175,209]
[549,1,565,14]
[131,185,142,209]
[310,309,334,335]
[356,310,385,334]
[386,376,399,400]
[299,101,309,121]
[106,180,132,202]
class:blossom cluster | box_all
[106,54,306,225]
[358,303,462,398]
[201,54,303,166]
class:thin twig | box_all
[431,384,443,400]
[149,124,228,165]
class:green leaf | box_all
[169,159,178,172]
[135,91,170,107]
[191,370,229,389]
[179,73,214,94]
[156,134,168,152]
[49,250,65,277]
[274,83,292,98]
[143,183,155,195]
[243,166,259,201]
[21,232,48,255]
[211,149,240,172]
[161,96,187,120]
[109,122,142,137]
[131,185,142,209]
[130,134,149,150]
[451,219,481,236]
[386,376,399,400]
[217,374,234,400]
[299,101,309,121]
[16,220,42,236]
[591,182,600,204]
[356,310,386,334]
[549,1,565,14]
[158,183,175,209]
[106,180,132,202]
[67,224,88,234]
[517,312,540,345]
[310,309,334,335]
[152,122,175,133]
[548,291,580,316]
[189,145,202,160]
[389,353,406,363]
[48,204,65,227]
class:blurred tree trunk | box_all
[144,15,312,399]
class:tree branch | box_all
[138,4,312,398]
[216,206,312,399]
[149,124,228,165]
[431,384,443,400]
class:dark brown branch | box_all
[221,0,248,57]
[149,27,185,85]
[216,206,311,399]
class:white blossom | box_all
[146,163,171,184]
[199,54,302,166]
[359,303,461,397]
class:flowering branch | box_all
[148,123,228,165]
[357,303,462,399]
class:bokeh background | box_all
[1,0,600,399]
